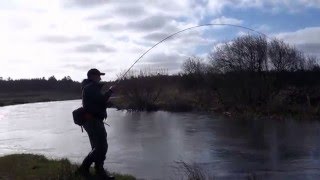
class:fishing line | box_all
[116,23,269,84]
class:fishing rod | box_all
[115,23,268,84]
[104,23,268,126]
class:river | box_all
[1,100,320,179]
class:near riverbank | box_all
[0,154,135,180]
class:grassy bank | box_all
[0,91,80,107]
[0,154,135,180]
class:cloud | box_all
[297,43,320,57]
[276,27,320,57]
[143,32,171,42]
[127,15,172,31]
[1,0,320,81]
[65,0,109,7]
[211,16,243,25]
[59,56,119,80]
[206,0,320,14]
[276,27,320,44]
[113,4,146,17]
[97,23,125,31]
[39,35,91,43]
[74,44,116,53]
[97,14,179,34]
[67,0,320,14]
[86,14,114,21]
[304,0,320,8]
[137,52,187,73]
[86,4,145,20]
[63,63,93,71]
[142,26,210,44]
[63,63,117,72]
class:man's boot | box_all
[75,165,91,178]
[76,156,93,178]
[95,166,115,180]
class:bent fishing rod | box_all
[115,23,268,84]
[104,23,268,126]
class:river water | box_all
[1,100,320,179]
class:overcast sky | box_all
[1,0,320,81]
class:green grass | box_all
[0,154,136,180]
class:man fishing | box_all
[74,24,266,179]
[77,68,115,179]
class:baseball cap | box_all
[87,68,105,77]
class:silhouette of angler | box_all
[77,68,115,179]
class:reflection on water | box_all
[1,100,320,179]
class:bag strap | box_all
[82,82,93,107]
[80,83,93,133]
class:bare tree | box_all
[305,55,319,70]
[268,39,306,71]
[182,56,208,75]
[208,35,268,73]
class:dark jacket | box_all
[81,79,113,120]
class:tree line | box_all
[0,76,81,93]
